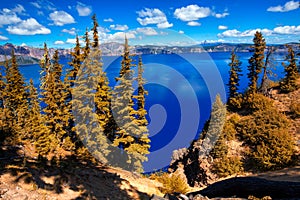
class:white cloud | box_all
[178,30,184,34]
[109,24,129,31]
[30,2,41,9]
[12,4,26,15]
[20,43,27,46]
[54,40,65,45]
[201,39,225,44]
[108,32,136,41]
[76,2,92,16]
[0,7,22,27]
[62,27,77,35]
[214,12,229,18]
[137,8,173,29]
[174,5,211,21]
[218,25,300,38]
[136,27,158,36]
[218,25,228,30]
[187,21,201,26]
[104,18,114,22]
[66,38,84,44]
[49,11,75,26]
[0,35,9,40]
[267,1,299,12]
[218,28,275,38]
[6,18,51,35]
[273,25,300,34]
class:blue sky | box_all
[0,0,299,48]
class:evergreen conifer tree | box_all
[91,14,99,48]
[280,45,299,93]
[259,47,275,95]
[247,32,266,94]
[83,29,90,59]
[134,56,150,153]
[227,51,242,109]
[201,94,226,156]
[112,38,149,172]
[72,49,110,163]
[26,79,52,156]
[41,50,73,155]
[5,49,27,142]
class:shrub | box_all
[228,94,243,111]
[213,156,243,178]
[243,93,274,113]
[149,172,190,194]
[223,113,240,141]
[238,108,295,171]
[290,101,300,118]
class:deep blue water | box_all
[1,52,287,172]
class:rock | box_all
[163,193,189,200]
[191,194,210,200]
[188,177,300,199]
[150,194,168,200]
[164,193,178,200]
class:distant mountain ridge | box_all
[0,42,298,65]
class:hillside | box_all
[0,42,298,65]
[1,83,299,200]
[0,143,163,200]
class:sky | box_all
[0,0,299,48]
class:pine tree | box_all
[26,79,52,156]
[91,14,99,48]
[118,37,131,79]
[0,69,7,142]
[72,48,110,163]
[83,29,91,59]
[111,38,149,172]
[5,49,27,142]
[247,32,266,94]
[67,35,83,85]
[41,50,73,156]
[280,45,299,93]
[65,35,84,147]
[227,51,242,109]
[134,56,150,154]
[259,47,275,95]
[201,94,226,156]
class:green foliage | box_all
[5,49,27,143]
[83,29,90,59]
[204,95,227,143]
[223,113,240,141]
[244,92,274,114]
[150,172,190,194]
[239,107,295,171]
[227,51,242,110]
[290,101,300,118]
[67,35,84,85]
[280,45,299,93]
[213,156,243,178]
[259,47,276,95]
[112,38,150,172]
[72,49,110,163]
[26,79,51,155]
[133,56,150,155]
[40,49,73,157]
[91,14,99,48]
[211,113,243,178]
[247,32,266,95]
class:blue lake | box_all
[3,52,287,172]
